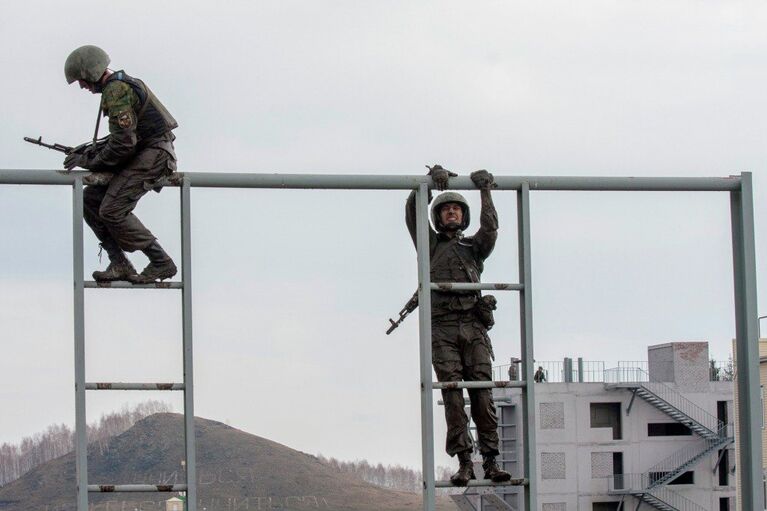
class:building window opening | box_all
[647,422,692,436]
[649,470,694,485]
[718,449,729,486]
[590,403,622,440]
[592,503,620,511]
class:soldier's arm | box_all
[89,81,140,168]
[472,171,499,260]
[405,189,436,249]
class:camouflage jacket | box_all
[91,70,177,168]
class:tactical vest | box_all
[431,236,483,315]
[106,70,178,142]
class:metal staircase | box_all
[605,368,733,510]
[629,387,719,440]
[610,474,710,511]
[644,425,732,489]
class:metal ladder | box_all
[412,182,537,511]
[71,176,197,510]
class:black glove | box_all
[426,164,457,191]
[470,169,496,190]
[63,152,92,171]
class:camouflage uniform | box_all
[83,71,178,253]
[405,189,500,457]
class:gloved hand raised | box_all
[426,164,457,191]
[63,152,92,171]
[470,169,496,190]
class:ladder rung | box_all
[434,478,528,488]
[430,282,523,291]
[88,484,187,492]
[84,280,182,289]
[433,381,526,390]
[85,382,185,391]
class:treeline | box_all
[316,455,454,494]
[0,400,172,487]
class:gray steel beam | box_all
[72,177,88,511]
[84,281,182,289]
[0,169,742,191]
[85,383,184,390]
[730,172,763,511]
[430,283,523,291]
[517,182,537,511]
[434,479,528,488]
[416,183,436,511]
[181,180,197,510]
[88,484,188,492]
[433,381,527,390]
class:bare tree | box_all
[0,400,172,487]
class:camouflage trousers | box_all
[432,314,500,457]
[83,147,174,253]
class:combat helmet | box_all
[431,192,470,231]
[64,45,110,84]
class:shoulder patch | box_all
[117,110,135,129]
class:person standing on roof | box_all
[63,45,178,284]
[405,165,512,486]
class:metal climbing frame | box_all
[0,170,761,511]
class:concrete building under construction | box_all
[455,341,736,511]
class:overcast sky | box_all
[1,0,766,473]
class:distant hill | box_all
[0,413,458,511]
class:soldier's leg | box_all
[84,185,137,281]
[432,322,473,457]
[98,169,156,253]
[463,321,511,482]
[83,185,117,247]
[462,322,500,457]
[98,149,177,282]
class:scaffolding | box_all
[0,170,760,511]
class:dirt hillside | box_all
[0,413,458,511]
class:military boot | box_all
[130,240,177,283]
[92,243,137,282]
[450,450,475,486]
[482,454,511,483]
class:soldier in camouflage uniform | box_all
[63,45,178,283]
[406,165,511,486]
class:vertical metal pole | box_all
[517,182,537,511]
[416,183,435,511]
[72,176,88,511]
[578,357,584,383]
[181,179,197,510]
[730,172,762,511]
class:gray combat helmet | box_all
[431,192,470,231]
[64,45,110,84]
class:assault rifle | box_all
[23,135,108,155]
[386,291,419,335]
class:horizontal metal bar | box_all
[85,383,184,391]
[438,397,513,405]
[433,381,527,389]
[431,282,522,291]
[84,280,182,289]
[434,479,528,488]
[88,484,187,492]
[0,170,742,191]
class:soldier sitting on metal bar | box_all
[63,45,178,284]
[405,165,511,486]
